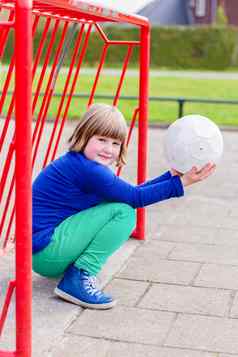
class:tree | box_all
[215,3,228,26]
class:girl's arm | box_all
[138,171,172,188]
[83,163,184,208]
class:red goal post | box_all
[0,1,150,356]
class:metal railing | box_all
[1,92,238,120]
[42,93,238,119]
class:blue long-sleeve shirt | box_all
[32,151,184,253]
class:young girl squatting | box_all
[32,103,216,309]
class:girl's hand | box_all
[170,168,183,177]
[180,163,216,187]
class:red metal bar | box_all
[1,19,68,249]
[108,40,140,45]
[116,107,139,177]
[50,23,92,161]
[34,0,149,27]
[0,95,15,152]
[88,42,109,106]
[94,23,140,46]
[0,177,15,248]
[15,2,32,357]
[4,205,15,249]
[31,14,41,71]
[0,352,16,356]
[0,10,14,59]
[0,53,14,116]
[32,20,68,164]
[43,22,85,167]
[94,23,109,43]
[0,20,14,26]
[32,18,59,144]
[0,141,14,202]
[31,17,52,115]
[0,13,38,157]
[2,19,64,248]
[135,25,150,240]
[0,17,39,249]
[0,280,16,336]
[0,55,14,114]
[113,45,133,106]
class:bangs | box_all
[92,109,127,142]
[95,120,127,142]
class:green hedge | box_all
[152,26,238,69]
[2,25,238,69]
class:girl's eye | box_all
[113,142,121,146]
[98,137,106,142]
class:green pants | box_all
[33,202,136,277]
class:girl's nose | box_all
[104,142,113,153]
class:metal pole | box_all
[15,0,32,356]
[178,99,185,118]
[136,24,150,240]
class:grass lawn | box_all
[1,68,238,126]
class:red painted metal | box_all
[32,19,62,154]
[0,0,150,355]
[0,57,15,143]
[0,281,16,336]
[88,42,109,106]
[113,45,134,106]
[15,2,32,357]
[50,23,93,162]
[0,352,16,357]
[0,11,14,59]
[43,22,86,167]
[136,24,150,240]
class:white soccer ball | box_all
[164,114,224,174]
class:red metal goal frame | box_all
[0,1,150,356]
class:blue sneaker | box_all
[54,265,116,309]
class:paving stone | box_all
[146,195,228,230]
[169,243,238,265]
[138,284,231,317]
[132,240,176,259]
[219,216,238,230]
[179,196,230,216]
[158,224,219,244]
[230,292,238,318]
[68,306,175,345]
[118,256,200,285]
[158,225,238,246]
[195,264,238,290]
[229,204,238,217]
[165,314,238,354]
[173,212,228,228]
[51,335,217,357]
[106,278,149,307]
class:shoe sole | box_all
[54,287,117,310]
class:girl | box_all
[32,103,215,310]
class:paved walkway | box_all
[80,68,238,80]
[2,65,238,79]
[1,126,238,356]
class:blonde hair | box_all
[68,103,128,167]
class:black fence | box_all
[1,91,238,120]
[54,93,238,119]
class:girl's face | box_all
[84,135,122,166]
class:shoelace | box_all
[84,276,102,297]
